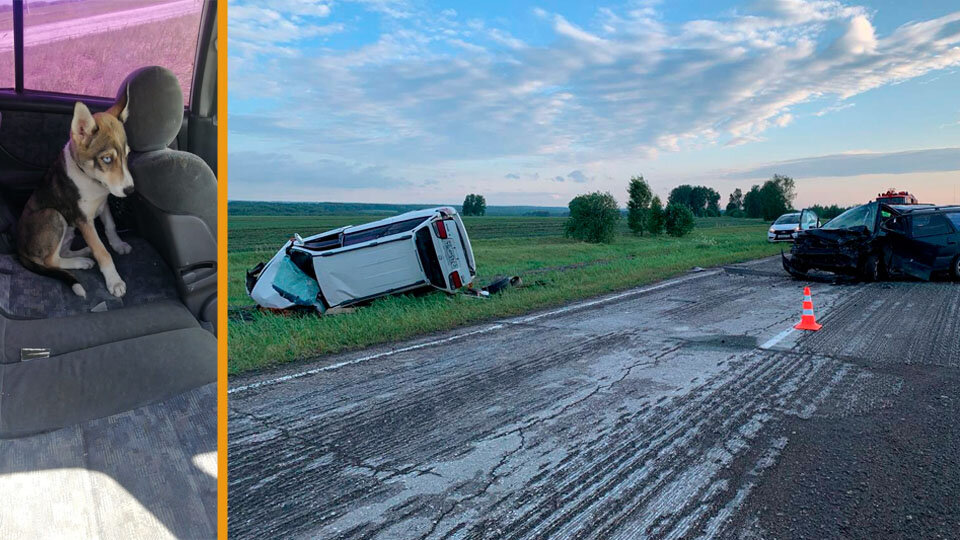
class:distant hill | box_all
[228,201,570,217]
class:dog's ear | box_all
[71,102,97,145]
[105,85,129,123]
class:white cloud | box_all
[352,0,412,18]
[833,14,877,54]
[773,113,794,127]
[813,102,855,116]
[229,3,342,57]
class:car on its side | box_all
[783,202,960,281]
[248,207,477,311]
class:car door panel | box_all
[882,216,913,277]
[311,236,426,307]
[889,214,954,279]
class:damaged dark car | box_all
[783,202,960,282]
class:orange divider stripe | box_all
[216,0,229,537]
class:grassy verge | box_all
[229,217,779,375]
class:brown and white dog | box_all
[17,93,134,298]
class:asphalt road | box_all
[228,257,960,539]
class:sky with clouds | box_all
[228,0,960,208]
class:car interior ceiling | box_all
[0,2,218,437]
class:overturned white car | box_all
[246,207,477,312]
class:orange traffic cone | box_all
[794,286,822,331]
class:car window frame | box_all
[0,0,213,113]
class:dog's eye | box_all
[102,156,113,164]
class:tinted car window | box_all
[22,0,204,103]
[774,214,800,225]
[911,214,953,237]
[0,1,11,89]
[946,213,960,231]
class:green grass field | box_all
[228,215,780,374]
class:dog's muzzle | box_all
[123,185,135,196]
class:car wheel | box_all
[861,254,880,282]
[953,255,960,281]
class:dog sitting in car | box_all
[16,90,134,298]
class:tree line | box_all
[563,173,801,244]
[462,172,848,245]
[563,176,696,243]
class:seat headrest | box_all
[116,66,184,152]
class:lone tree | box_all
[627,175,653,235]
[648,196,665,235]
[725,188,744,217]
[664,202,696,237]
[759,174,795,220]
[461,194,487,216]
[565,191,621,244]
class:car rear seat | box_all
[121,66,217,327]
[0,301,215,438]
[0,67,217,438]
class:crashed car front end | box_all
[781,201,892,279]
[783,227,874,278]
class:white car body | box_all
[248,207,477,311]
[768,213,802,242]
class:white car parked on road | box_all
[247,207,477,312]
[768,211,820,242]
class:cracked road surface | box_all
[227,257,960,539]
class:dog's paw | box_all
[107,278,127,298]
[111,240,133,255]
[70,257,96,269]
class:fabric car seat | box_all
[120,66,218,327]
